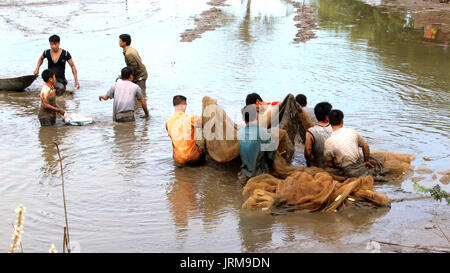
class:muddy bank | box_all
[180,0,229,42]
[362,0,450,44]
[287,0,319,43]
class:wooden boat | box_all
[0,75,37,91]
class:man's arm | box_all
[193,115,202,128]
[140,97,149,117]
[34,55,44,76]
[99,95,110,101]
[362,143,374,168]
[126,54,140,79]
[325,161,334,168]
[42,101,65,115]
[323,142,335,168]
[67,59,80,89]
[304,131,314,167]
[356,130,373,168]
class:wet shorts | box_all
[39,118,55,127]
[115,110,135,122]
[54,79,67,96]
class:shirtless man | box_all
[34,35,80,95]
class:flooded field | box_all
[0,0,449,252]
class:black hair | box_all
[41,69,55,83]
[121,67,133,79]
[173,95,187,106]
[245,93,263,106]
[241,105,257,123]
[314,102,333,122]
[329,109,344,126]
[295,94,307,107]
[119,34,131,46]
[49,35,60,43]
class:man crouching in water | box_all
[99,67,149,122]
[238,105,277,185]
[166,95,204,166]
[38,69,65,126]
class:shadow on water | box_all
[38,124,67,178]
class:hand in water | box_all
[75,81,80,89]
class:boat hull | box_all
[0,75,37,91]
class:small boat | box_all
[0,75,38,91]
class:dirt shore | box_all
[363,0,450,43]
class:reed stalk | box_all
[55,142,71,253]
[9,204,26,253]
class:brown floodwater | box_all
[0,0,449,253]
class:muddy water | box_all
[0,0,449,253]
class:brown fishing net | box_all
[201,94,313,164]
[242,170,391,212]
[200,95,411,213]
[370,150,415,182]
[201,96,241,163]
[242,149,414,211]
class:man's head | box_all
[295,94,307,107]
[329,109,344,127]
[121,67,134,81]
[246,93,266,112]
[49,35,60,52]
[42,69,56,85]
[173,95,187,112]
[314,102,332,122]
[245,93,263,106]
[241,104,257,124]
[119,34,131,48]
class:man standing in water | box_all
[119,34,148,93]
[38,69,65,126]
[34,35,80,95]
[99,67,149,122]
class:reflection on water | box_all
[38,126,65,177]
[168,167,199,232]
[0,0,449,252]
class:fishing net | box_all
[242,170,391,212]
[242,150,414,211]
[370,150,415,182]
[201,96,240,163]
[201,94,313,164]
